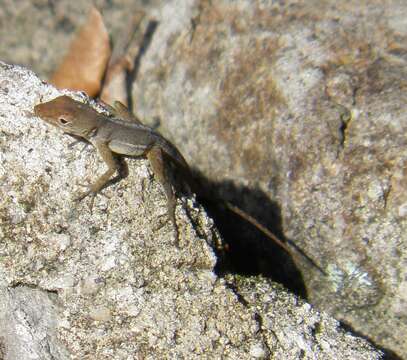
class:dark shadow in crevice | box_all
[126,19,158,112]
[340,321,403,360]
[191,171,308,299]
[96,6,307,299]
[186,171,398,357]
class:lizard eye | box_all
[58,116,69,125]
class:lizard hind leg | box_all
[147,146,179,244]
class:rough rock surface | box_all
[1,0,406,357]
[0,63,382,359]
[124,1,406,357]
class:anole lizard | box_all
[33,96,325,272]
[34,95,188,242]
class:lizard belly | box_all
[108,140,147,156]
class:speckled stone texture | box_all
[1,0,406,357]
[127,0,407,357]
[0,62,382,359]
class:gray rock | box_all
[0,62,381,359]
[0,286,70,360]
[128,0,407,357]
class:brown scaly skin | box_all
[34,95,188,244]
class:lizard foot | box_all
[73,183,103,212]
[73,189,97,212]
[152,214,180,247]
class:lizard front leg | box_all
[75,140,122,204]
[147,145,179,244]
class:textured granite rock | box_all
[1,0,406,357]
[0,62,382,359]
[124,0,406,357]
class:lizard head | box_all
[34,95,98,137]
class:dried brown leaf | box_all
[50,6,111,97]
